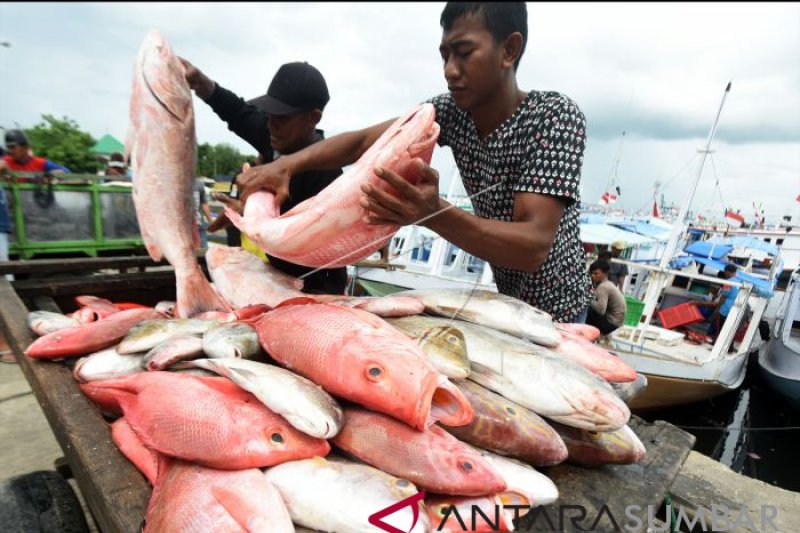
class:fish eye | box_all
[366,365,385,382]
[396,479,410,487]
[505,406,516,415]
[447,335,459,344]
[439,506,448,516]
[271,433,284,443]
[460,461,473,472]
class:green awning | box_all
[90,134,125,156]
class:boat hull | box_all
[758,339,800,410]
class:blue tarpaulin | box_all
[684,241,734,259]
[677,256,775,298]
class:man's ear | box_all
[309,109,322,126]
[502,32,523,69]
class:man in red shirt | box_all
[0,130,70,182]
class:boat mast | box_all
[634,82,732,341]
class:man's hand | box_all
[177,57,215,100]
[359,158,443,227]
[207,192,242,232]
[237,159,292,206]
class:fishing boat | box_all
[758,267,800,409]
[603,82,782,410]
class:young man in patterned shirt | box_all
[236,2,591,322]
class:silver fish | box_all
[27,311,80,336]
[420,316,630,432]
[386,316,470,379]
[117,318,217,354]
[73,347,145,383]
[143,333,205,371]
[202,322,261,360]
[178,358,343,439]
[399,288,561,346]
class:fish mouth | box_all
[421,375,474,429]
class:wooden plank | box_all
[0,279,150,533]
[12,271,178,302]
[0,253,207,275]
[516,416,696,532]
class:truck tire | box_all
[0,470,90,533]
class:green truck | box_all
[1,172,146,259]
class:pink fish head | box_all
[256,302,473,430]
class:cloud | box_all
[0,1,797,223]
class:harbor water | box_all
[640,354,800,493]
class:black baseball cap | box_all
[5,129,28,147]
[248,62,330,116]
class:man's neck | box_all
[471,83,527,140]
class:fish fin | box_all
[211,484,271,533]
[174,267,228,319]
[468,361,505,388]
[224,206,248,233]
[111,418,161,485]
[275,296,319,308]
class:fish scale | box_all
[256,303,474,430]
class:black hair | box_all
[723,264,737,274]
[598,250,612,261]
[440,2,528,70]
[590,259,610,274]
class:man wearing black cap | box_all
[178,58,347,294]
[0,129,71,183]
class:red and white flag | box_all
[724,210,745,228]
[653,200,661,218]
[600,191,618,205]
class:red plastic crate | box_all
[657,302,704,330]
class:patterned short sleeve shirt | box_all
[427,91,591,322]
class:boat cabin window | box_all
[776,238,785,246]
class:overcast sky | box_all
[1,2,798,223]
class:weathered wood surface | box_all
[0,253,207,275]
[0,279,150,533]
[517,417,696,532]
[12,271,177,304]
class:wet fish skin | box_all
[266,456,430,533]
[387,316,471,379]
[316,295,426,317]
[255,302,474,430]
[555,322,601,341]
[25,308,164,359]
[476,449,559,509]
[73,347,145,383]
[551,328,638,382]
[178,358,343,439]
[80,371,330,469]
[422,316,631,432]
[441,379,568,467]
[144,458,294,533]
[143,333,205,371]
[610,373,649,404]
[226,103,440,268]
[27,311,80,336]
[127,30,227,318]
[332,406,507,496]
[206,246,305,308]
[550,422,647,467]
[202,322,261,360]
[400,288,561,347]
[117,318,217,354]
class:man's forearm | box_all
[287,119,396,175]
[423,201,554,272]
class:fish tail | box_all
[175,267,229,318]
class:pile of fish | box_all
[22,30,647,532]
[25,273,648,532]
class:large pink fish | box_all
[25,308,163,359]
[144,458,294,533]
[551,329,638,383]
[126,30,227,318]
[333,407,506,496]
[80,372,330,470]
[226,103,440,267]
[255,301,474,430]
